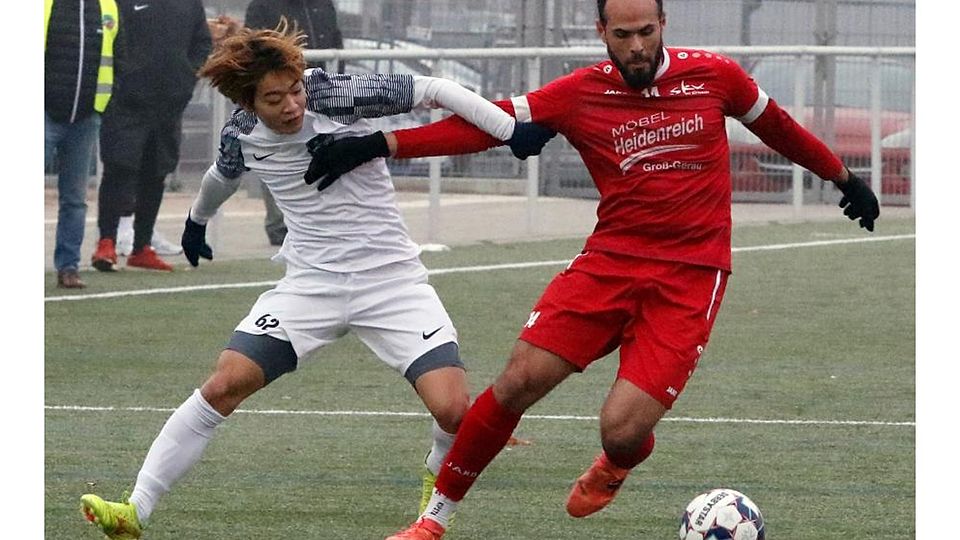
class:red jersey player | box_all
[306,0,880,538]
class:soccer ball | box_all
[678,488,765,540]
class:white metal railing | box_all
[207,46,915,241]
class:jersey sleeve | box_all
[715,55,769,123]
[392,100,516,159]
[304,68,416,124]
[189,164,246,224]
[715,56,843,180]
[214,108,256,179]
[390,71,580,159]
[411,76,515,140]
[509,71,579,133]
[744,98,845,181]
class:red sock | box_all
[607,432,656,470]
[435,387,522,501]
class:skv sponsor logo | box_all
[670,80,709,96]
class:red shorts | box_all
[518,250,729,408]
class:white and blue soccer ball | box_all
[678,488,765,540]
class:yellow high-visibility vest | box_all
[44,0,119,112]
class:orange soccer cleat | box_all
[565,453,632,517]
[127,245,174,272]
[91,238,119,272]
[385,517,446,540]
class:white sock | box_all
[128,389,225,523]
[424,420,456,476]
[422,488,458,528]
[118,215,134,231]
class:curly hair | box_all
[198,17,307,109]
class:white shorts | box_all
[235,258,459,377]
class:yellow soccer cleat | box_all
[419,467,437,515]
[80,493,143,539]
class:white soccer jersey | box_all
[191,69,515,273]
[234,110,419,272]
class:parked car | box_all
[726,57,913,203]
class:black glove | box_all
[507,121,557,160]
[181,215,213,267]
[303,131,390,190]
[836,171,880,232]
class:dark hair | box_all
[597,0,664,23]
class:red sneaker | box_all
[566,453,631,517]
[127,245,174,272]
[385,517,446,540]
[91,238,118,272]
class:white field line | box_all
[44,404,915,428]
[43,195,532,226]
[44,234,916,303]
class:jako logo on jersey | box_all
[670,80,709,96]
[604,89,629,95]
[445,462,479,478]
[525,311,541,329]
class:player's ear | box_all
[595,19,608,44]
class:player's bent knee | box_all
[200,351,266,415]
[428,395,469,433]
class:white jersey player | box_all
[79,22,541,539]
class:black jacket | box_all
[110,0,211,113]
[244,0,343,69]
[45,0,108,123]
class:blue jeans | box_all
[45,112,100,272]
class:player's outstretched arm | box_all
[303,99,556,188]
[744,98,879,231]
[391,98,555,160]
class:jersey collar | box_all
[653,46,671,83]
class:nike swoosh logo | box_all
[422,326,444,340]
[133,4,149,10]
[253,153,276,161]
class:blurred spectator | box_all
[91,0,212,272]
[44,0,120,288]
[207,13,242,46]
[110,12,239,261]
[243,0,345,246]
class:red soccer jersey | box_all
[393,47,844,271]
[514,48,775,271]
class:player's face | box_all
[253,70,307,134]
[597,0,666,89]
